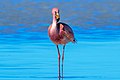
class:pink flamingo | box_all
[48,8,76,78]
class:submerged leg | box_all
[56,45,61,78]
[62,45,65,79]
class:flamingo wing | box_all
[57,22,76,43]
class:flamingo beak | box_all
[55,12,60,22]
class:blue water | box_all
[0,0,120,80]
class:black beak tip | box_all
[57,18,60,22]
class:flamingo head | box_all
[52,8,60,22]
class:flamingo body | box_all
[48,22,75,45]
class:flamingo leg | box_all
[56,45,61,78]
[62,45,65,79]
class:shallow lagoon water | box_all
[0,0,120,80]
[0,27,120,80]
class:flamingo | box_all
[48,8,76,78]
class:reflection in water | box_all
[62,64,63,80]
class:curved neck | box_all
[52,14,57,26]
[52,15,57,30]
[50,14,58,34]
